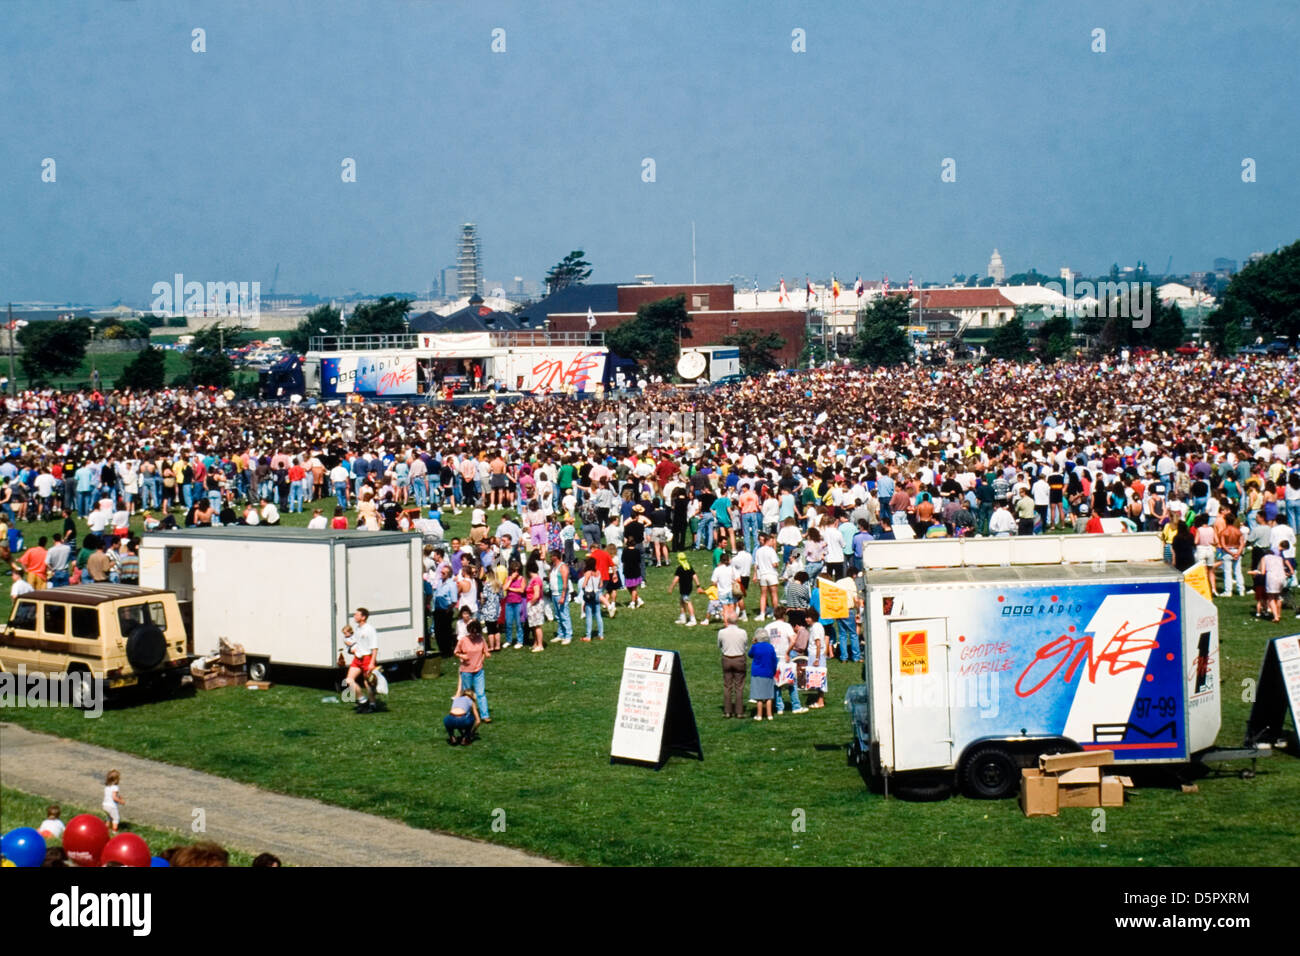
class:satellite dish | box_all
[677,350,707,380]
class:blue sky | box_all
[2,0,1296,303]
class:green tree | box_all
[986,312,1030,361]
[852,296,912,366]
[17,318,92,385]
[1036,313,1074,362]
[1203,297,1248,355]
[1005,269,1055,286]
[1150,301,1185,350]
[723,329,785,374]
[545,250,593,293]
[345,296,411,337]
[286,303,343,353]
[139,313,166,329]
[117,346,167,390]
[1215,240,1300,346]
[180,325,235,388]
[605,295,692,379]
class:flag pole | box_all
[7,302,14,395]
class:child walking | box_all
[102,769,124,834]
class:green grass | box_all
[0,786,259,866]
[3,502,1298,866]
[33,351,190,392]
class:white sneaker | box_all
[685,619,696,627]
[675,615,686,625]
[753,715,763,721]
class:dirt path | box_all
[0,723,559,867]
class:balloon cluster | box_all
[2,817,166,867]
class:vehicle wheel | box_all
[248,660,269,682]
[125,624,167,671]
[68,667,95,710]
[961,746,1019,799]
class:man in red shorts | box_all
[342,607,379,713]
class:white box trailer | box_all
[139,528,425,681]
[846,533,1222,798]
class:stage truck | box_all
[845,533,1233,799]
[303,330,637,399]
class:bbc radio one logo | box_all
[150,274,260,318]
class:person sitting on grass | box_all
[444,688,482,746]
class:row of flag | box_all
[776,274,914,310]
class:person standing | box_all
[432,564,459,658]
[667,552,701,626]
[453,620,491,725]
[547,551,573,645]
[748,627,777,721]
[1218,513,1246,597]
[717,611,748,718]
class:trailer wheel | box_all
[962,746,1019,799]
[893,775,954,802]
[248,660,269,682]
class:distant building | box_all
[918,288,1016,332]
[1212,257,1237,275]
[987,249,1006,284]
[1246,251,1266,265]
[456,224,483,298]
[545,282,807,366]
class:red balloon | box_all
[101,833,151,868]
[62,814,110,867]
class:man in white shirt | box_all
[753,533,780,620]
[260,498,281,526]
[990,501,1016,537]
[343,607,380,713]
[711,553,737,618]
[306,508,328,530]
[729,548,753,621]
[834,573,862,663]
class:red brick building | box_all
[548,283,807,367]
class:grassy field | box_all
[28,350,192,392]
[0,786,259,866]
[1,502,1297,866]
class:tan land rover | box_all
[0,584,191,700]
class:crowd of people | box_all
[2,354,1298,715]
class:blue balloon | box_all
[150,856,170,867]
[1,827,47,868]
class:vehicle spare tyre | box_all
[126,624,167,671]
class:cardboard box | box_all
[1020,768,1059,817]
[1057,782,1103,808]
[1101,775,1126,807]
[1057,766,1102,785]
[1039,750,1114,773]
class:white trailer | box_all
[139,528,425,681]
[846,533,1222,798]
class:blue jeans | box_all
[50,569,70,588]
[458,669,489,720]
[334,482,349,511]
[77,490,94,516]
[552,595,573,642]
[695,513,716,551]
[775,680,801,714]
[504,602,524,647]
[583,598,604,639]
[181,483,193,507]
[742,511,761,554]
[1288,499,1300,536]
[444,713,474,734]
[289,482,304,512]
[412,477,428,507]
[839,610,860,662]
